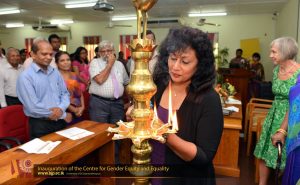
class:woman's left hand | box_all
[271,132,285,147]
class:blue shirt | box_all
[16,62,70,119]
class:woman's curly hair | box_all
[72,46,89,64]
[153,26,216,102]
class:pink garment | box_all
[72,60,90,90]
[111,70,119,98]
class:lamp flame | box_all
[172,110,178,131]
[151,101,158,129]
[168,81,172,124]
[167,81,178,131]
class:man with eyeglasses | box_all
[89,40,129,124]
[89,40,129,164]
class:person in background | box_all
[89,40,129,164]
[89,40,129,123]
[55,51,84,124]
[126,56,132,74]
[0,47,6,64]
[48,33,62,56]
[249,52,265,97]
[0,48,23,108]
[118,51,129,75]
[94,46,100,59]
[127,27,223,185]
[23,36,57,69]
[254,37,300,185]
[1,48,6,56]
[229,48,250,69]
[250,52,265,81]
[271,72,300,185]
[19,49,27,65]
[130,30,158,75]
[71,46,90,91]
[16,38,71,139]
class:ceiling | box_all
[0,0,288,26]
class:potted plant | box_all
[215,47,229,84]
[217,47,229,68]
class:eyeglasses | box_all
[99,49,113,53]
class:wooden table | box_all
[213,104,242,177]
[0,121,115,185]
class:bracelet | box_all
[276,128,287,136]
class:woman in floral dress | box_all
[254,37,300,185]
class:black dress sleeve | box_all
[190,90,224,165]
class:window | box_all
[207,32,219,60]
[25,38,34,57]
[119,35,137,60]
[60,37,67,51]
[83,36,101,61]
[25,37,67,55]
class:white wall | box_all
[276,0,298,39]
[192,14,275,81]
[276,0,300,60]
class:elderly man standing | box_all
[0,48,23,108]
[89,40,130,124]
[17,38,71,139]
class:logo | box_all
[11,159,33,178]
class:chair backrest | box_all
[244,98,273,127]
[0,105,29,143]
[249,97,273,105]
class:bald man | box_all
[17,38,71,139]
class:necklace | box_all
[173,91,177,97]
[279,62,297,75]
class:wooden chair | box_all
[255,115,266,183]
[244,98,273,142]
[246,99,272,156]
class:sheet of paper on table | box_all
[226,97,242,105]
[56,127,94,140]
[18,138,61,154]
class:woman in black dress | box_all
[151,26,224,185]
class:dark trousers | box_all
[29,117,66,140]
[89,94,124,124]
[89,94,124,164]
[5,95,22,106]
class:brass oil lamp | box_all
[107,1,178,184]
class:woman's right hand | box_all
[271,132,285,147]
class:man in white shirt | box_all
[89,40,130,124]
[0,47,24,108]
[130,30,158,75]
[89,40,129,164]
